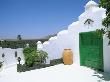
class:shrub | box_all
[34,50,48,65]
[23,48,48,67]
[17,64,50,72]
[17,58,63,72]
[17,64,25,72]
[50,58,63,66]
[23,48,36,67]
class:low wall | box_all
[0,47,24,68]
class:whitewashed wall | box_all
[68,4,106,65]
[37,1,110,73]
[103,35,110,73]
[42,41,50,64]
[0,47,24,68]
[38,1,105,64]
[15,48,25,65]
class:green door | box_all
[79,31,103,71]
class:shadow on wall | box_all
[93,71,110,81]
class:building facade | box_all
[38,0,110,73]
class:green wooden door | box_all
[79,31,103,71]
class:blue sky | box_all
[0,0,98,39]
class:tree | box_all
[98,0,110,44]
[17,35,22,40]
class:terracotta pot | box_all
[62,49,73,65]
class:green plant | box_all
[23,48,48,67]
[99,0,110,44]
[17,64,50,72]
[50,58,63,66]
[23,48,36,67]
[35,50,48,64]
[17,58,63,72]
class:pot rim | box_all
[64,49,71,50]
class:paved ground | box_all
[0,64,110,82]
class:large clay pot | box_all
[62,49,73,65]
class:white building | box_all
[37,0,110,73]
[0,0,110,73]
